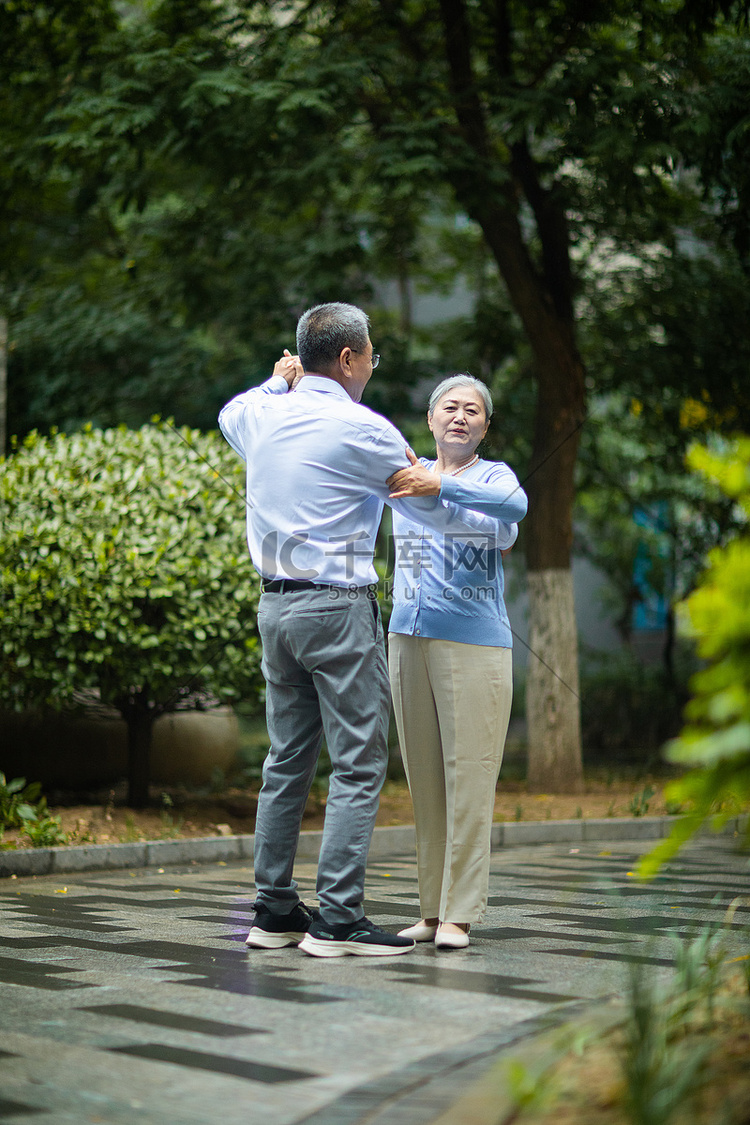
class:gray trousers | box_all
[254,586,390,925]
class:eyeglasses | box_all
[352,349,380,368]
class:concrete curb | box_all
[0,815,746,879]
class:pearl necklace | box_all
[446,454,479,477]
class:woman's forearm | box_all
[438,465,528,523]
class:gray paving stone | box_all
[2,835,747,1125]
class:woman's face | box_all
[428,387,489,454]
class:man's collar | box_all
[297,374,353,401]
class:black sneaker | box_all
[298,916,416,958]
[245,902,319,949]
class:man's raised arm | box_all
[218,352,303,460]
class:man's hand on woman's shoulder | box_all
[387,449,441,498]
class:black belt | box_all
[260,579,378,596]
[260,579,331,593]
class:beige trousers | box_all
[388,634,513,923]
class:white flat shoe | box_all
[398,921,439,942]
[435,923,470,950]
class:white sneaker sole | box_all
[245,928,307,949]
[298,935,415,958]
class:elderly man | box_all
[219,302,517,958]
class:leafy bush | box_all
[0,773,69,847]
[0,422,262,806]
[580,653,690,763]
[621,920,738,1125]
[22,813,69,848]
[640,437,750,877]
[628,784,656,817]
[0,773,44,829]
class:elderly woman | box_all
[386,375,527,950]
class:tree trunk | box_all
[521,323,586,792]
[428,0,588,789]
[125,705,155,809]
[522,383,585,792]
[525,569,583,791]
[0,315,7,458]
[476,211,586,791]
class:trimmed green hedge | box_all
[0,421,262,805]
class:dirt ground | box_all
[3,774,686,849]
[506,967,750,1125]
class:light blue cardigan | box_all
[389,458,527,648]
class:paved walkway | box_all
[1,835,749,1125]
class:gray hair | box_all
[428,374,493,418]
[296,303,370,374]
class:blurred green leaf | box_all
[639,437,750,877]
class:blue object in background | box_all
[632,506,671,632]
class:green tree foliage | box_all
[0,0,119,450]
[2,0,386,439]
[639,437,750,877]
[0,422,261,807]
[10,1,743,426]
[4,0,748,442]
[0,0,117,267]
[575,236,750,673]
[680,27,750,270]
[584,250,750,432]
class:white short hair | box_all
[428,375,493,418]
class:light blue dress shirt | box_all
[389,458,527,647]
[218,376,513,587]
